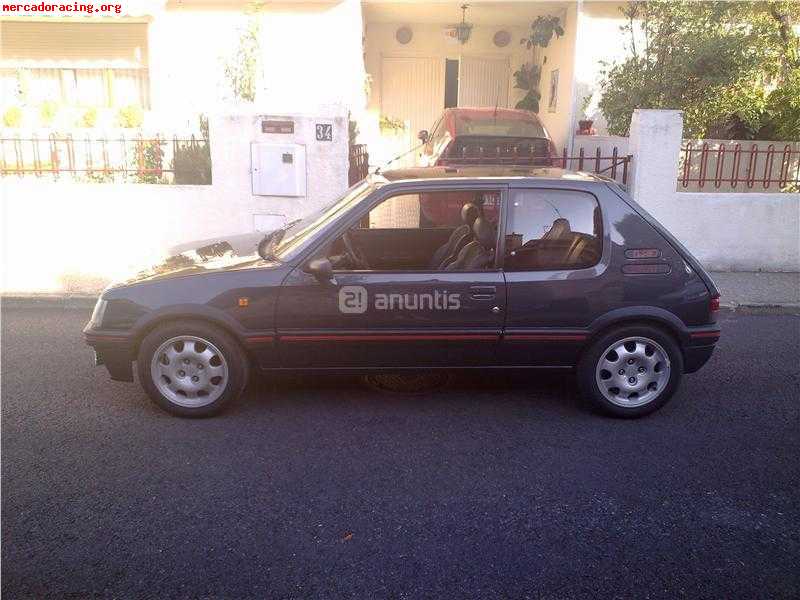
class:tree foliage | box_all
[598,1,800,139]
[223,3,263,103]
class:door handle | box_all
[470,285,496,300]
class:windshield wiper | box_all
[257,219,302,260]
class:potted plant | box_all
[577,94,594,135]
[513,16,564,113]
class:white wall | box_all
[569,134,630,183]
[1,182,229,293]
[573,2,636,136]
[628,110,800,273]
[534,3,578,152]
[571,134,629,157]
[208,111,349,224]
[1,110,349,294]
[650,192,800,272]
[149,1,365,118]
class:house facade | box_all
[1,1,624,158]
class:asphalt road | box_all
[2,307,799,599]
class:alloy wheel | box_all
[150,335,229,408]
[595,336,671,408]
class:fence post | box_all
[627,109,683,210]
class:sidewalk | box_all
[2,272,798,313]
[711,272,799,312]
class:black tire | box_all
[577,324,683,418]
[137,319,249,417]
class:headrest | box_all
[473,217,496,248]
[461,203,480,225]
[544,218,571,239]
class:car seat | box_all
[543,218,571,240]
[444,217,496,270]
[429,203,481,268]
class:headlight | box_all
[89,299,108,328]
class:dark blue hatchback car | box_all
[84,167,720,418]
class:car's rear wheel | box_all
[137,320,248,417]
[577,324,683,418]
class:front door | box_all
[275,186,507,369]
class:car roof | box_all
[375,166,608,184]
[443,107,541,120]
[439,107,548,138]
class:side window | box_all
[366,194,421,229]
[504,189,602,271]
[328,190,501,272]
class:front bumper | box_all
[84,329,135,382]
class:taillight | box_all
[709,294,720,322]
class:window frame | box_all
[307,182,509,275]
[501,186,605,273]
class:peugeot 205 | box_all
[84,167,721,418]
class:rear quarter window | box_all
[504,189,602,271]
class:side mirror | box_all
[303,257,336,285]
[418,129,429,143]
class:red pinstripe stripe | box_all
[504,334,587,341]
[244,336,275,344]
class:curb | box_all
[720,303,800,316]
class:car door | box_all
[275,185,508,369]
[499,185,608,366]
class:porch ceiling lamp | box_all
[455,4,473,44]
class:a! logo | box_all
[338,286,368,314]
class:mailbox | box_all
[251,143,307,197]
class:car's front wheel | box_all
[137,320,248,417]
[577,324,683,418]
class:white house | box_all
[1,1,626,155]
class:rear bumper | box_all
[683,344,716,373]
[683,325,720,374]
[84,330,134,382]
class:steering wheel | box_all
[342,231,370,270]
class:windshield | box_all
[454,116,547,138]
[272,180,377,260]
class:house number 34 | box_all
[315,124,333,141]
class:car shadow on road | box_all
[242,368,586,417]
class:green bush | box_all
[3,106,23,128]
[758,71,800,140]
[39,100,59,126]
[132,139,165,184]
[79,107,98,128]
[172,140,212,185]
[597,1,800,138]
[117,104,144,129]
